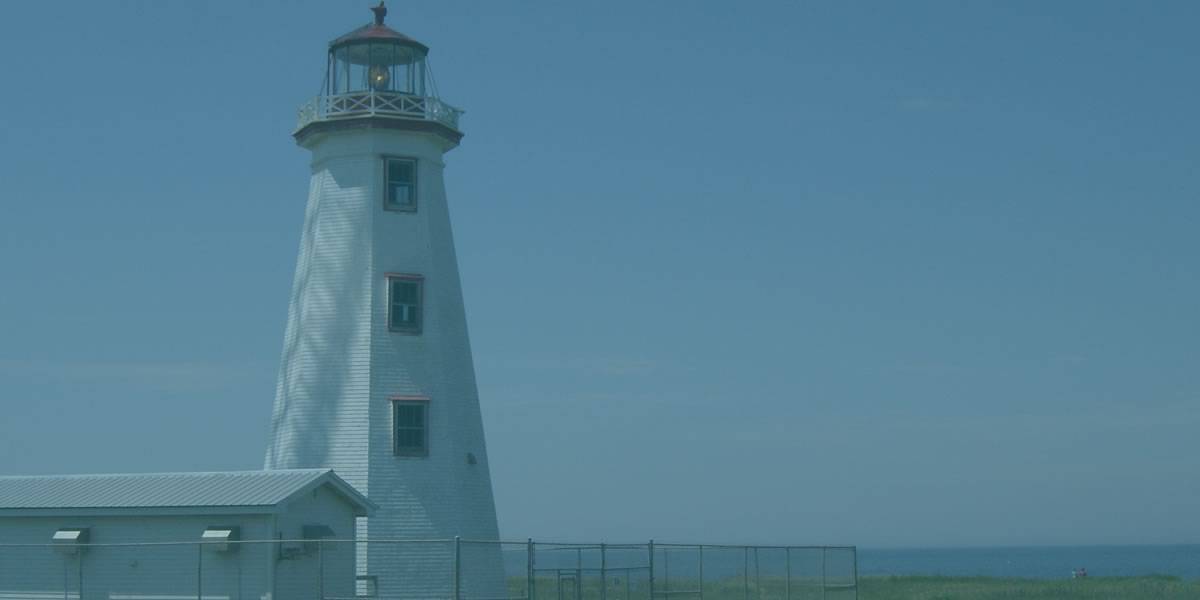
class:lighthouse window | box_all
[385,157,417,211]
[388,275,423,333]
[392,399,429,457]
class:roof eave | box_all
[294,115,462,150]
[284,470,377,518]
[328,25,430,54]
[0,505,280,518]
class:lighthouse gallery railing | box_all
[297,91,464,132]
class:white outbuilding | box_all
[0,468,374,599]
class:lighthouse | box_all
[265,3,502,596]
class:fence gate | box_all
[557,573,580,600]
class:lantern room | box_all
[326,2,429,96]
[295,2,463,145]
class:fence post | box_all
[525,540,535,600]
[319,541,325,600]
[454,536,462,600]
[600,543,608,600]
[647,540,655,600]
[742,547,748,600]
[753,548,761,600]
[697,546,703,600]
[198,543,204,600]
[820,548,827,600]
[784,548,790,600]
[663,546,670,595]
[852,547,859,600]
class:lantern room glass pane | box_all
[333,46,349,94]
[349,58,367,93]
[329,42,428,95]
[394,62,411,93]
[369,43,394,91]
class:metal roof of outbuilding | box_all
[0,469,375,516]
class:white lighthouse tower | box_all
[265,3,502,596]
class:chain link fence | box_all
[0,539,856,600]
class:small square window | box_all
[392,399,429,457]
[388,275,423,333]
[385,157,417,211]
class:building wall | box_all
[264,147,375,492]
[0,483,361,600]
[364,131,503,599]
[0,513,271,600]
[274,484,360,600]
[264,127,503,598]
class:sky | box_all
[0,1,1197,549]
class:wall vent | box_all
[201,526,241,553]
[51,528,89,555]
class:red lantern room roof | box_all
[329,2,429,55]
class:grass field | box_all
[512,574,1200,600]
[859,575,1200,599]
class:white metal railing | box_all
[297,91,463,132]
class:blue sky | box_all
[0,1,1197,548]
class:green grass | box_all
[859,575,1200,600]
[509,574,1200,600]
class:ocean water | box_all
[858,545,1200,580]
